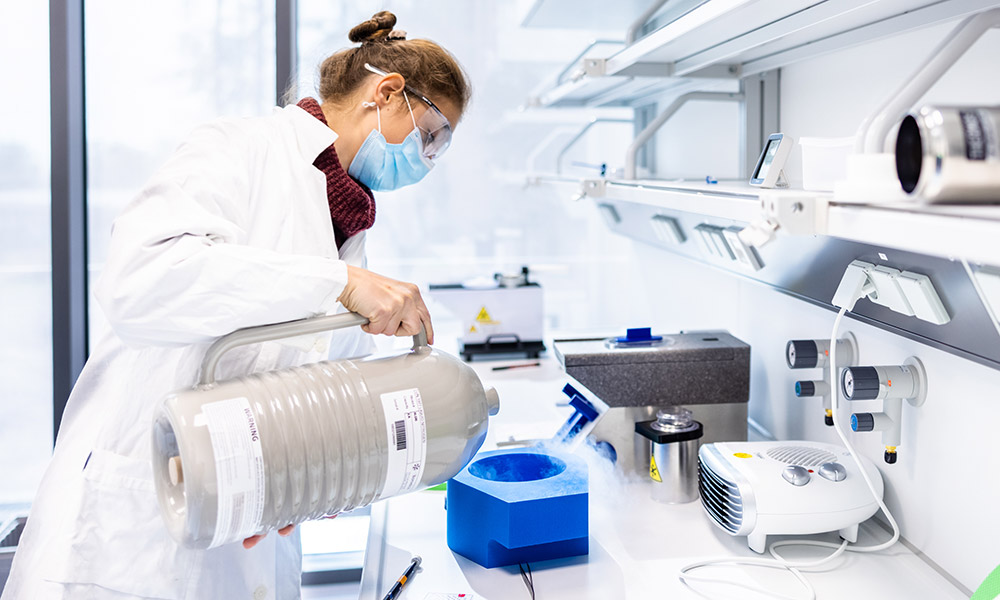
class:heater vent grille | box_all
[698,460,743,533]
[766,446,838,467]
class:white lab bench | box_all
[356,358,965,600]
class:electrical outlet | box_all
[973,268,1000,326]
[650,215,685,245]
[723,226,764,271]
[898,271,950,325]
[832,260,876,311]
[868,266,915,316]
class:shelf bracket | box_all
[626,0,671,45]
[739,191,829,249]
[555,39,624,86]
[556,117,633,175]
[570,179,607,202]
[625,0,668,46]
[624,91,744,180]
[857,7,1000,153]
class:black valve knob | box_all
[795,381,816,397]
[842,366,880,400]
[851,412,875,432]
[884,449,898,464]
[786,340,819,369]
[824,410,834,427]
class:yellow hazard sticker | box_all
[649,454,662,482]
[469,325,477,333]
[474,306,499,325]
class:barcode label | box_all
[394,420,407,450]
[379,388,427,500]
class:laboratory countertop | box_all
[356,358,966,600]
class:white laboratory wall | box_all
[650,93,743,180]
[595,19,1000,593]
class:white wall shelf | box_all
[527,69,722,108]
[528,0,1000,108]
[569,177,1000,266]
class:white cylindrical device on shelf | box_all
[151,313,500,549]
[895,104,1000,202]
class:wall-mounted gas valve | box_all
[843,357,927,464]
[786,333,858,426]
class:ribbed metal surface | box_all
[765,446,838,467]
[242,360,386,527]
[154,346,494,549]
[698,460,743,533]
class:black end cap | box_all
[824,414,834,427]
[884,450,898,464]
[844,366,880,400]
[786,340,818,369]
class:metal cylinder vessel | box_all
[636,407,703,504]
[151,314,500,549]
[895,104,1000,202]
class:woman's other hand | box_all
[338,265,434,344]
[242,524,295,550]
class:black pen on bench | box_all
[382,556,421,600]
[492,362,541,371]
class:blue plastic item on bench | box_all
[446,447,589,568]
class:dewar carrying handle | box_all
[198,312,429,386]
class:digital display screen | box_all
[754,139,780,180]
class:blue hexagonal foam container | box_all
[446,447,589,568]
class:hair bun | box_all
[348,11,398,44]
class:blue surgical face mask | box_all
[348,92,434,191]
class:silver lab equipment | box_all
[151,312,499,549]
[635,407,704,503]
[895,104,1000,202]
[553,329,750,478]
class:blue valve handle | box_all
[615,327,663,344]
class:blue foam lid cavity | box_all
[468,453,568,483]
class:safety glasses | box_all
[365,63,453,160]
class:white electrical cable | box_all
[678,306,901,599]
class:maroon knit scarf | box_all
[297,97,376,248]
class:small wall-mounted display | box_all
[750,133,794,188]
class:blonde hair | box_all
[315,11,471,117]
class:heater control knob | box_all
[781,465,811,486]
[818,462,847,482]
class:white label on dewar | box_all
[202,397,266,548]
[378,388,427,500]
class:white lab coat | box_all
[3,104,375,600]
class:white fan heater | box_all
[698,441,883,553]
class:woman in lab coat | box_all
[3,11,469,600]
